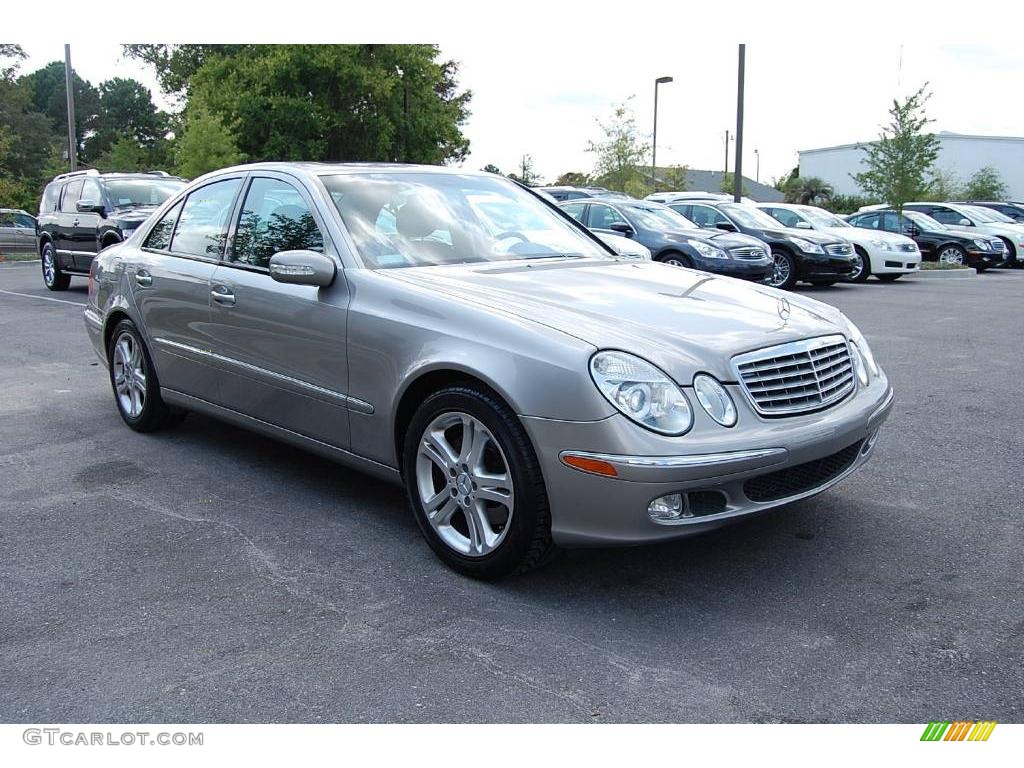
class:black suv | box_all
[668,200,857,289]
[37,170,186,290]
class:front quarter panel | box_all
[344,269,615,468]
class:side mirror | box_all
[76,199,106,216]
[609,221,634,236]
[268,250,336,287]
[715,221,738,232]
[794,220,812,230]
[958,218,972,227]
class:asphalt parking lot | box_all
[1,261,1021,723]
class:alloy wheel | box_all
[112,332,147,419]
[415,411,514,557]
[849,253,865,280]
[939,247,964,265]
[769,252,791,287]
[42,247,55,286]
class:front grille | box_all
[730,246,768,260]
[992,240,1006,252]
[733,335,855,416]
[744,440,864,502]
[824,243,853,257]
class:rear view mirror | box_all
[609,221,634,236]
[269,250,336,287]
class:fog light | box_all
[648,493,684,521]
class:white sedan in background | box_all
[757,203,921,282]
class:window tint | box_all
[144,200,184,251]
[929,208,968,226]
[560,202,586,222]
[588,203,628,230]
[15,213,35,228]
[81,178,103,206]
[170,179,242,258]
[687,205,727,228]
[40,183,60,214]
[853,212,880,229]
[768,208,803,228]
[231,177,324,269]
[60,180,83,212]
[880,212,901,232]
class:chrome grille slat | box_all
[732,335,855,416]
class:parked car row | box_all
[0,208,38,257]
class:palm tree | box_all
[784,176,834,206]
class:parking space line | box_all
[0,288,87,307]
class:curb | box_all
[911,268,977,279]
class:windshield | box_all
[623,203,698,230]
[720,203,781,229]
[800,206,849,228]
[964,205,1011,223]
[322,172,611,268]
[904,210,945,230]
[104,178,185,207]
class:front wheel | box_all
[107,319,186,432]
[848,247,871,283]
[766,249,797,290]
[403,385,555,579]
[937,245,966,266]
[658,252,692,268]
[41,241,70,291]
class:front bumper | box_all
[967,250,1006,268]
[522,374,893,547]
[798,252,857,280]
[871,248,922,274]
[697,255,773,281]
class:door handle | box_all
[134,269,152,287]
[211,285,236,306]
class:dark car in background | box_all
[845,209,1005,270]
[965,201,1024,224]
[0,209,37,258]
[668,200,857,289]
[559,197,773,282]
[37,169,187,290]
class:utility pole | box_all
[724,130,730,175]
[754,148,760,183]
[651,76,673,192]
[734,44,746,203]
[64,44,78,172]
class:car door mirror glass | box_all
[268,250,336,287]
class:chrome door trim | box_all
[152,337,374,414]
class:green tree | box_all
[507,154,541,186]
[481,164,502,175]
[94,136,152,173]
[783,176,834,205]
[662,164,688,191]
[553,171,591,187]
[128,44,471,165]
[853,84,940,212]
[587,100,649,194]
[719,172,750,196]
[173,104,244,179]
[923,168,962,202]
[0,50,61,208]
[19,61,102,162]
[961,167,1007,200]
[86,77,168,159]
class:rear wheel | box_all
[107,319,186,432]
[41,241,70,291]
[848,246,871,282]
[403,385,555,579]
[766,249,797,290]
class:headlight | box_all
[788,236,824,254]
[849,343,869,386]
[590,351,693,435]
[844,319,879,381]
[687,240,728,260]
[692,374,737,427]
[974,239,990,250]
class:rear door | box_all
[13,213,37,255]
[132,176,245,403]
[0,212,15,255]
[205,172,351,448]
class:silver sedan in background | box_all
[84,163,893,579]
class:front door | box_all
[132,177,244,403]
[71,177,104,271]
[56,178,83,270]
[206,173,351,449]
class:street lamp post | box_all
[755,148,760,183]
[651,76,673,192]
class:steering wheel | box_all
[494,230,528,245]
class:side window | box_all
[230,177,324,269]
[144,200,184,251]
[170,179,242,258]
[588,204,627,230]
[688,205,726,228]
[81,178,103,207]
[927,208,962,226]
[40,183,60,214]
[0,212,12,226]
[560,202,586,222]
[879,212,900,232]
[15,213,35,228]
[60,180,83,212]
[854,212,880,230]
[770,208,802,228]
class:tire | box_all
[658,251,692,268]
[402,385,555,579]
[876,274,902,282]
[41,241,70,291]
[848,246,871,283]
[998,238,1015,266]
[767,249,797,290]
[937,244,966,267]
[107,319,186,433]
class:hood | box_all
[677,229,766,249]
[387,259,850,383]
[944,226,996,241]
[773,227,843,245]
[976,222,1024,238]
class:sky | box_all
[11,6,1024,187]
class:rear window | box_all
[40,183,60,214]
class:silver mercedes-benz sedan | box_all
[84,163,893,579]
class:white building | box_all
[798,132,1024,199]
